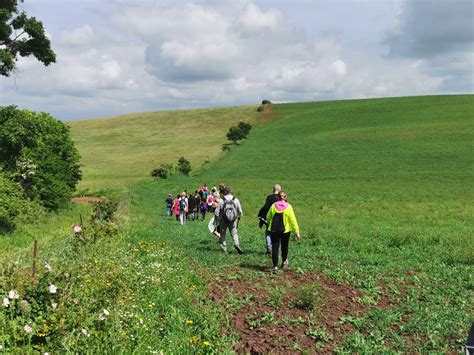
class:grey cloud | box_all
[385,0,474,58]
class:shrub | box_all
[177,157,192,176]
[90,196,119,222]
[257,105,264,112]
[0,169,25,230]
[0,106,82,210]
[151,166,168,179]
[261,99,272,104]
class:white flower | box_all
[44,353,49,355]
[81,328,91,337]
[51,303,58,310]
[24,324,33,333]
[99,308,110,321]
[44,263,52,272]
[8,290,19,299]
[48,284,57,294]
[3,298,9,308]
[73,225,82,234]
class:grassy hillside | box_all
[68,105,264,192]
[127,95,473,351]
[2,95,472,352]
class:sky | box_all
[0,0,473,120]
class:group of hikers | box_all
[165,183,300,273]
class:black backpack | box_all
[271,212,285,233]
[179,199,186,211]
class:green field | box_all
[1,95,473,352]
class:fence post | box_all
[32,240,38,278]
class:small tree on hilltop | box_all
[177,157,191,176]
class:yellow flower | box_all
[203,341,210,346]
[189,336,199,345]
[186,319,193,325]
[148,304,153,308]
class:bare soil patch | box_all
[210,268,395,353]
[258,104,281,124]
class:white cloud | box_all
[59,25,96,46]
[0,0,470,119]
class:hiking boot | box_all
[281,259,289,269]
[272,266,278,274]
[234,245,244,255]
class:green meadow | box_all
[1,95,473,352]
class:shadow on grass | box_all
[239,261,269,272]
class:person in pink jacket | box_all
[172,194,180,221]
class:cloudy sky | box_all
[1,0,472,120]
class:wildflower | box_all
[203,341,210,346]
[73,225,82,234]
[48,284,57,294]
[81,328,91,337]
[44,263,52,272]
[148,304,153,309]
[72,298,79,305]
[51,303,58,310]
[8,290,19,299]
[186,319,193,325]
[3,298,9,308]
[189,336,199,345]
[20,300,29,309]
[99,309,110,321]
[24,324,33,333]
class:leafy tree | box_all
[0,0,56,76]
[0,105,81,209]
[226,121,252,144]
[177,156,191,176]
[238,122,252,136]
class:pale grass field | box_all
[68,105,264,192]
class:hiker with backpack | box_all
[215,186,243,254]
[206,193,215,213]
[266,191,300,273]
[173,194,180,221]
[208,192,221,240]
[187,192,198,221]
[178,192,188,225]
[258,184,282,256]
[165,194,174,217]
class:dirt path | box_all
[70,196,103,203]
